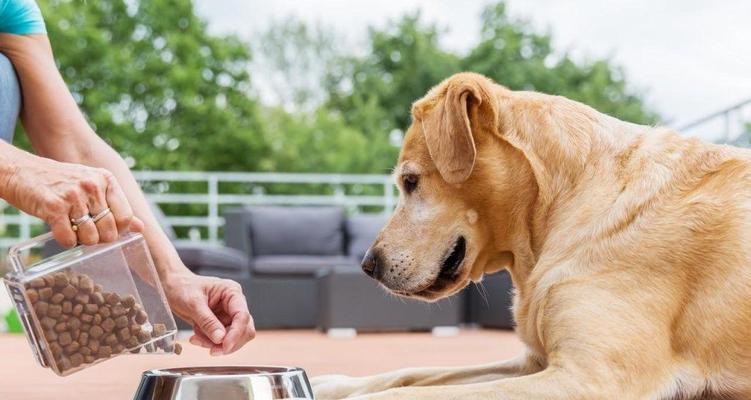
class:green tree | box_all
[320,3,658,171]
[252,17,340,112]
[261,107,373,173]
[36,0,658,176]
[464,3,657,124]
[324,14,462,172]
[36,0,267,171]
[253,16,399,173]
[326,14,461,136]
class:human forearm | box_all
[0,33,187,279]
[0,34,86,150]
[69,137,189,280]
[0,31,255,352]
[0,138,41,194]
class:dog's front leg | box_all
[350,276,678,400]
[347,366,631,400]
[312,351,542,400]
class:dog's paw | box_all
[311,374,368,399]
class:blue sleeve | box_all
[0,0,46,35]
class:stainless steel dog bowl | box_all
[133,366,314,400]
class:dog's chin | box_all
[393,236,470,302]
[395,272,471,302]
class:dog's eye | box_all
[402,174,418,194]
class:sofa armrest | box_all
[222,207,254,258]
[174,242,249,280]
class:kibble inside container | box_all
[3,232,178,376]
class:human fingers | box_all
[101,170,139,233]
[220,285,255,354]
[49,213,77,248]
[82,172,118,243]
[189,330,223,355]
[69,199,97,246]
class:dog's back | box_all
[523,109,751,398]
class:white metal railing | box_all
[0,171,397,247]
[679,97,751,145]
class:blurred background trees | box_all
[32,0,658,175]
[36,0,268,171]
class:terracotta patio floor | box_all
[0,329,523,399]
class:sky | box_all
[194,0,751,142]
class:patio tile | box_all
[0,329,522,399]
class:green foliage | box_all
[260,107,384,173]
[37,0,267,171]
[253,17,340,112]
[326,14,462,138]
[316,5,658,171]
[464,4,657,124]
[4,309,23,333]
[32,0,658,175]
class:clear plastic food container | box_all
[3,232,178,376]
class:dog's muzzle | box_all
[439,236,466,279]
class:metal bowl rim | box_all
[143,365,307,378]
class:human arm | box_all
[0,32,255,354]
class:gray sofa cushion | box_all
[253,255,356,275]
[248,207,345,256]
[346,214,387,260]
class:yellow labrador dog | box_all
[312,72,751,400]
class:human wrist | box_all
[158,258,193,281]
[0,156,17,198]
[160,265,196,300]
[0,142,30,199]
[146,231,193,282]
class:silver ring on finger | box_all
[70,214,93,231]
[90,207,112,223]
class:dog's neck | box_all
[494,91,639,288]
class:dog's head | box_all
[363,72,536,301]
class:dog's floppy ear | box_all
[415,78,483,184]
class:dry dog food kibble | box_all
[24,271,178,374]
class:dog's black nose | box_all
[361,247,381,279]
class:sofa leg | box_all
[326,328,358,339]
[431,326,460,337]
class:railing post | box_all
[724,112,731,143]
[208,175,219,245]
[19,212,30,241]
[334,182,345,210]
[384,177,394,214]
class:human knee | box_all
[0,53,20,100]
[0,52,21,142]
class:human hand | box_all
[163,272,255,355]
[0,154,143,247]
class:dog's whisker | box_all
[478,281,490,308]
